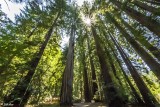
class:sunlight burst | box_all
[81,14,92,26]
[83,17,91,25]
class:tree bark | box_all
[110,34,158,107]
[104,46,123,87]
[108,41,144,104]
[91,26,124,107]
[105,12,160,80]
[60,24,75,106]
[140,0,160,5]
[81,48,91,102]
[131,0,160,16]
[117,15,160,61]
[87,36,98,99]
[110,0,160,37]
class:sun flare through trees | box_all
[0,0,160,107]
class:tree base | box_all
[60,102,73,107]
[108,96,126,107]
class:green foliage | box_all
[0,0,160,106]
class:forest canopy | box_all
[0,0,160,107]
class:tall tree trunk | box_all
[81,48,91,102]
[104,46,123,87]
[87,37,98,99]
[80,76,83,100]
[110,34,158,107]
[153,0,160,3]
[105,12,160,80]
[130,0,160,16]
[110,0,160,37]
[108,41,144,104]
[117,15,160,61]
[60,24,75,106]
[140,0,160,5]
[91,26,124,107]
[3,12,61,107]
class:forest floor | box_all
[28,102,107,107]
[27,102,151,107]
[73,102,107,107]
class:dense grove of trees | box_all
[0,0,160,107]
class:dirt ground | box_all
[73,103,107,107]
